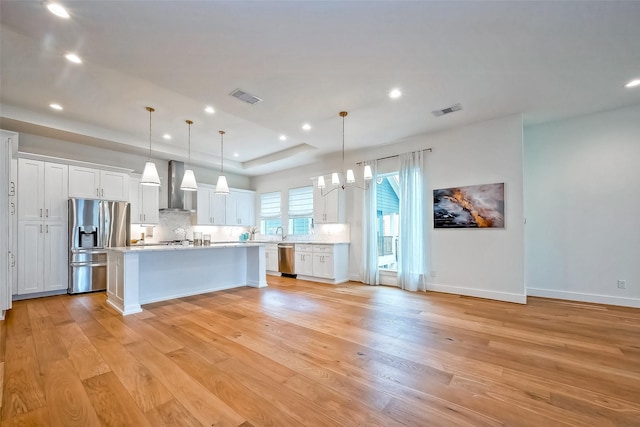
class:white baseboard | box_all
[427,283,527,304]
[527,288,640,308]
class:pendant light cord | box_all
[146,106,155,160]
[219,130,225,174]
[186,120,193,168]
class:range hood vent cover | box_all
[159,160,194,212]
[230,88,263,105]
[432,103,463,117]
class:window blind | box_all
[288,186,313,218]
[260,192,281,218]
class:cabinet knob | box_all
[9,181,15,196]
[40,224,43,233]
[45,208,49,218]
[97,188,100,196]
[10,202,14,215]
[40,208,43,218]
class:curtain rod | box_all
[356,147,432,166]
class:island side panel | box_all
[106,250,143,315]
[247,245,268,288]
[137,246,249,304]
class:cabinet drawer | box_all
[312,244,333,253]
[296,244,313,253]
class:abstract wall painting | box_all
[433,183,505,229]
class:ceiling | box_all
[1,1,639,176]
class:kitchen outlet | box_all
[617,280,627,289]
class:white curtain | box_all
[361,160,379,285]
[398,151,427,291]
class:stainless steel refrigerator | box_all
[68,198,130,294]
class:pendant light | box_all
[317,111,372,195]
[141,106,161,186]
[215,130,230,195]
[180,119,198,191]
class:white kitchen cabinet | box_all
[18,159,68,221]
[265,244,279,273]
[129,176,159,224]
[196,184,226,225]
[17,219,67,294]
[69,166,129,201]
[313,186,345,224]
[295,243,349,284]
[9,158,18,295]
[226,189,255,226]
[312,245,335,279]
[295,244,314,276]
[17,158,68,294]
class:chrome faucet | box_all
[275,226,286,241]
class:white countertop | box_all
[107,242,265,253]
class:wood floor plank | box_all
[41,358,101,427]
[1,276,639,426]
[143,399,202,427]
[86,333,173,412]
[82,372,152,427]
[166,346,302,426]
[56,322,111,381]
[1,336,45,420]
[125,340,246,427]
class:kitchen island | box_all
[105,243,267,315]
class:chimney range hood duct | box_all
[159,160,194,212]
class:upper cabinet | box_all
[69,166,129,201]
[196,184,226,225]
[18,159,68,222]
[197,185,256,226]
[226,189,255,226]
[129,176,159,225]
[313,186,345,224]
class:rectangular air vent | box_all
[230,88,263,105]
[432,103,462,117]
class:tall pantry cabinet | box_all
[17,158,69,294]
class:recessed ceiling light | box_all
[389,88,402,99]
[302,123,312,131]
[163,134,172,140]
[204,106,215,114]
[233,152,239,157]
[65,53,82,64]
[46,3,70,18]
[279,135,287,141]
[625,79,640,88]
[50,103,63,110]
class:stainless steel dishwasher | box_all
[278,243,296,277]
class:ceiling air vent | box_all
[432,103,462,117]
[229,88,263,105]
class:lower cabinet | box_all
[265,244,279,273]
[294,243,349,284]
[17,219,67,294]
[295,245,314,276]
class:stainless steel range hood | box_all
[159,160,194,212]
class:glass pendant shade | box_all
[317,176,326,189]
[180,169,197,191]
[141,106,160,186]
[215,175,229,194]
[363,164,373,180]
[180,119,197,191]
[331,172,340,186]
[141,161,161,186]
[346,169,355,183]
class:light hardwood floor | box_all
[1,276,639,426]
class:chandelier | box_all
[317,111,372,195]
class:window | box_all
[288,185,313,235]
[376,173,399,271]
[260,191,281,234]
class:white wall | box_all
[524,104,640,308]
[253,114,526,303]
